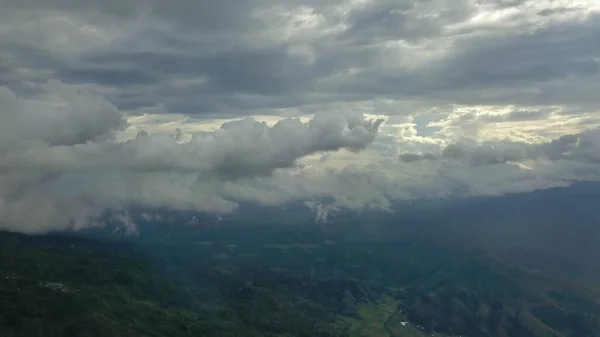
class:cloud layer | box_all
[1,0,600,232]
[2,0,599,115]
[0,82,384,232]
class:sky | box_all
[1,0,600,233]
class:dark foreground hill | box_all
[0,232,206,337]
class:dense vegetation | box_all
[0,233,205,337]
[2,184,600,336]
[1,223,599,337]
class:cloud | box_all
[398,128,600,166]
[0,80,125,149]
[2,0,599,116]
[398,152,437,163]
[1,81,600,234]
[1,0,600,233]
[0,82,383,233]
[0,90,383,178]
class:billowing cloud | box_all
[0,83,382,233]
[0,80,126,148]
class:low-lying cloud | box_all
[0,82,383,233]
[399,129,600,166]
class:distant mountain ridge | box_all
[76,182,600,282]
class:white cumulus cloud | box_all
[0,82,383,233]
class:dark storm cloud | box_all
[333,12,600,109]
[86,47,319,95]
[1,0,261,29]
[60,67,161,86]
[199,49,318,95]
[342,0,427,43]
[38,46,317,111]
[0,43,63,80]
[441,18,600,87]
[1,0,599,115]
[340,0,476,45]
